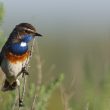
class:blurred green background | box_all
[1,0,110,110]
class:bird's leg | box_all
[17,67,29,78]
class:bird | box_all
[0,23,42,91]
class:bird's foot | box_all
[21,67,29,76]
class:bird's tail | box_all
[1,79,19,92]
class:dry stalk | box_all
[60,76,75,110]
[31,41,42,110]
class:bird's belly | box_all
[1,58,27,77]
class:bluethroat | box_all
[0,23,42,91]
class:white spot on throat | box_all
[20,42,27,47]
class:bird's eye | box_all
[24,30,31,34]
[24,30,28,33]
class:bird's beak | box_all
[35,33,42,37]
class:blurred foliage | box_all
[35,74,64,110]
[0,2,5,47]
[0,74,64,110]
[38,37,110,110]
[0,2,4,24]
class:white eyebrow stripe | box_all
[24,28,35,33]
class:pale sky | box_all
[1,0,110,38]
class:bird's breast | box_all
[5,51,30,64]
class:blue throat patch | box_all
[22,35,33,43]
[8,34,33,55]
[9,42,28,55]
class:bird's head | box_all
[11,23,42,43]
[8,23,42,55]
